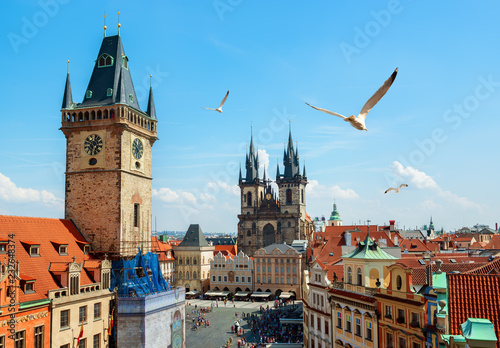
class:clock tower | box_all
[60,32,158,257]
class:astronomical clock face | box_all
[132,138,144,160]
[266,193,272,200]
[83,134,103,156]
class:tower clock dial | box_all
[132,138,144,160]
[83,134,103,156]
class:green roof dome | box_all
[329,203,342,221]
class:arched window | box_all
[193,258,197,265]
[202,257,205,264]
[193,271,197,279]
[357,268,362,286]
[301,189,304,203]
[347,267,352,284]
[98,54,113,67]
[396,275,402,290]
[286,189,292,204]
[186,272,189,279]
[248,241,252,245]
[247,192,252,207]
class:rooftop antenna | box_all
[103,12,107,37]
[117,11,121,36]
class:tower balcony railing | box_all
[61,105,156,133]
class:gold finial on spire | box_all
[103,12,107,37]
[150,74,153,88]
[117,11,121,36]
[67,60,70,74]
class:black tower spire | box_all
[245,128,259,182]
[62,61,73,110]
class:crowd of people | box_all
[186,299,303,347]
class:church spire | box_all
[146,75,157,119]
[61,60,73,110]
[245,127,259,182]
[283,122,300,178]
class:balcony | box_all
[397,317,405,324]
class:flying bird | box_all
[305,68,398,131]
[384,184,408,194]
[202,90,229,113]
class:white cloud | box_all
[257,149,270,177]
[389,162,484,212]
[207,181,239,196]
[306,179,359,200]
[390,161,438,189]
[152,187,179,203]
[0,173,63,207]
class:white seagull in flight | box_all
[305,68,398,131]
[203,90,229,113]
[384,183,408,194]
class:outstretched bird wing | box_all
[305,102,346,119]
[358,67,398,121]
[399,183,408,189]
[219,90,230,109]
[202,107,216,111]
[384,187,397,194]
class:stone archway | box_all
[263,223,275,246]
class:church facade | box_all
[237,128,310,255]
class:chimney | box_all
[344,231,351,247]
[496,223,498,231]
[389,220,395,232]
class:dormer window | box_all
[24,281,35,293]
[30,246,40,256]
[85,90,92,99]
[83,245,90,254]
[0,241,7,253]
[122,55,129,69]
[129,94,134,103]
[106,88,113,96]
[59,245,68,255]
[98,54,114,67]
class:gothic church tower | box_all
[237,127,308,256]
[60,31,158,257]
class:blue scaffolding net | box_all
[110,249,172,297]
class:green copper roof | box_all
[329,203,341,221]
[342,234,397,260]
[461,318,498,341]
[441,335,466,343]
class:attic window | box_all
[450,259,457,263]
[106,88,113,96]
[418,259,426,265]
[85,90,92,99]
[59,245,68,255]
[329,252,334,256]
[129,94,134,103]
[30,245,40,256]
[83,245,90,254]
[122,55,129,69]
[0,241,7,253]
[98,54,114,67]
[24,281,35,294]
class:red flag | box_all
[77,322,84,345]
[108,309,114,336]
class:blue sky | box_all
[1,1,499,233]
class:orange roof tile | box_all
[466,258,500,275]
[448,273,500,348]
[0,215,96,303]
[484,235,500,249]
[399,238,432,252]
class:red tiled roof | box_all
[484,235,500,249]
[399,238,432,252]
[151,237,175,262]
[326,262,344,283]
[448,273,500,347]
[324,225,380,235]
[466,258,500,275]
[214,244,237,255]
[469,241,488,249]
[0,215,95,303]
[83,260,101,269]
